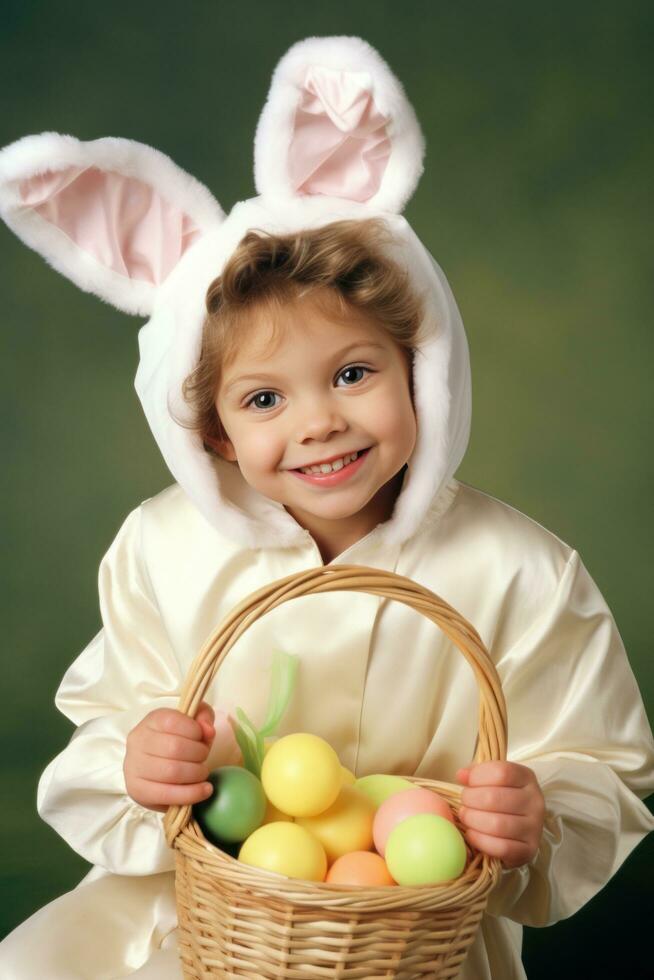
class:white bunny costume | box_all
[0,35,653,980]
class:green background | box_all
[1,1,652,976]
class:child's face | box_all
[212,290,417,554]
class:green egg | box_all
[353,774,413,808]
[193,765,266,845]
[385,813,467,885]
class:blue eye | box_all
[244,365,372,412]
[245,391,281,411]
[337,365,369,386]
[245,391,277,411]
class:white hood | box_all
[0,35,471,550]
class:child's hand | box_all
[455,761,545,869]
[124,702,216,813]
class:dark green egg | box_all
[193,765,266,845]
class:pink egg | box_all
[373,788,455,857]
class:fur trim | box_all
[254,35,425,214]
[1,37,471,556]
[0,132,224,317]
[135,200,471,552]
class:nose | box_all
[294,394,348,444]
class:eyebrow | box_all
[223,341,388,395]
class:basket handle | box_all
[163,564,507,847]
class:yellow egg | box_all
[263,738,277,756]
[341,766,356,786]
[261,733,342,817]
[261,797,294,825]
[296,786,376,864]
[238,821,327,881]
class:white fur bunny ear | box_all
[0,132,224,317]
[254,35,425,213]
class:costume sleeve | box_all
[485,550,654,925]
[36,504,182,876]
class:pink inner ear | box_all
[288,65,392,203]
[18,167,202,284]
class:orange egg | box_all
[326,850,396,886]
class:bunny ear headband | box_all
[0,35,471,550]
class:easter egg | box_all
[296,786,376,863]
[353,774,413,807]
[385,814,467,886]
[261,733,342,817]
[194,766,266,844]
[373,788,455,857]
[238,821,327,881]
[262,797,294,824]
[216,839,240,860]
[326,850,396,886]
[341,766,356,786]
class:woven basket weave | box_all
[163,564,508,979]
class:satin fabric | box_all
[1,476,652,978]
[288,65,391,201]
[19,166,202,283]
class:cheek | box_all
[367,381,416,444]
[389,404,417,458]
[238,425,284,470]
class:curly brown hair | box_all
[181,217,426,453]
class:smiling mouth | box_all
[291,447,371,473]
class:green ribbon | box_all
[232,649,299,778]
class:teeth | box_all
[300,451,361,475]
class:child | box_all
[0,34,652,980]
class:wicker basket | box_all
[163,564,508,979]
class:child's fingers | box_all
[129,775,214,811]
[459,825,532,868]
[196,703,217,745]
[198,718,216,746]
[141,730,210,763]
[133,755,211,787]
[458,761,531,788]
[460,785,528,815]
[458,807,530,841]
[146,708,209,743]
[196,702,215,726]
